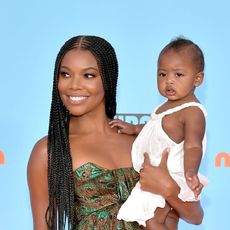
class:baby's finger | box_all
[193,178,200,189]
[110,123,119,128]
[193,183,203,199]
[109,119,121,124]
[195,183,203,194]
[109,122,125,129]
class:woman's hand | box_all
[139,149,180,198]
[139,149,204,225]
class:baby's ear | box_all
[194,72,204,87]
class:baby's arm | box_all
[109,119,144,135]
[183,106,206,197]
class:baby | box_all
[110,37,208,229]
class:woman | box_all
[27,35,203,229]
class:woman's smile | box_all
[68,95,89,104]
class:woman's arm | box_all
[27,136,49,230]
[139,150,203,225]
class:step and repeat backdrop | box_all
[0,0,229,229]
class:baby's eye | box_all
[176,73,183,77]
[60,71,70,78]
[158,72,166,77]
[84,73,96,78]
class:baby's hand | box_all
[185,171,203,199]
[109,119,136,134]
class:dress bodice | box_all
[73,162,140,229]
[132,102,207,173]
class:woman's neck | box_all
[69,112,112,136]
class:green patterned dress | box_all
[73,162,141,229]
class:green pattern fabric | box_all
[73,162,141,229]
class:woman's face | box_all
[58,49,105,117]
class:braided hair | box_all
[158,37,205,72]
[46,36,118,229]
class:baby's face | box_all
[157,49,201,102]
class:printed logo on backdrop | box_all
[115,113,150,124]
[215,152,230,167]
[0,150,5,165]
[116,113,230,168]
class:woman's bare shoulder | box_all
[115,131,136,145]
[115,133,136,155]
[27,136,49,229]
[28,136,48,171]
[33,136,48,151]
[123,133,136,144]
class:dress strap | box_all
[155,102,207,117]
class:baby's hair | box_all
[46,35,118,229]
[158,37,205,72]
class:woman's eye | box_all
[60,71,70,78]
[84,73,96,78]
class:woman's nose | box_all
[70,75,83,89]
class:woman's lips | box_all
[69,95,88,104]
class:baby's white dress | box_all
[117,102,208,226]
